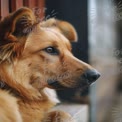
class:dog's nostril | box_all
[83,69,100,83]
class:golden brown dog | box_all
[0,7,100,122]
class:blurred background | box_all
[0,0,122,122]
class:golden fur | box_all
[0,7,97,122]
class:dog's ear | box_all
[0,7,36,42]
[0,7,36,63]
[41,18,78,42]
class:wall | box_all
[0,0,44,19]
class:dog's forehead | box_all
[30,26,71,45]
[24,26,72,52]
[40,27,70,44]
[42,28,72,50]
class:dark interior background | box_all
[115,0,122,92]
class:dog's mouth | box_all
[47,80,66,89]
[47,79,95,90]
[46,69,100,89]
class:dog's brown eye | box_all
[44,47,59,55]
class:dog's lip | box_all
[47,79,96,89]
[47,79,56,85]
[47,80,66,89]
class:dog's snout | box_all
[83,69,100,83]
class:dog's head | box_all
[0,7,100,99]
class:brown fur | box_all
[0,7,96,122]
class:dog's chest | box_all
[18,99,54,122]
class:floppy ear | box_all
[0,7,36,42]
[0,7,36,63]
[41,18,78,42]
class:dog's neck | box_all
[0,65,52,102]
[0,80,50,103]
[0,80,21,98]
[0,66,45,101]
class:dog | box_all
[0,7,100,122]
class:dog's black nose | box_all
[83,69,100,83]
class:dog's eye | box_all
[44,47,59,55]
